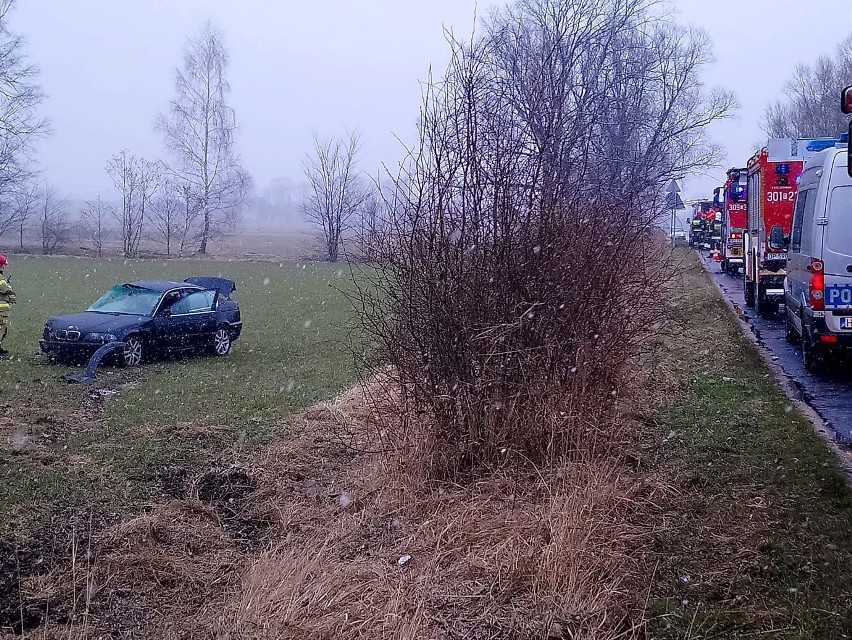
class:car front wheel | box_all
[212,327,231,356]
[122,336,144,366]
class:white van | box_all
[784,143,852,370]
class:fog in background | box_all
[673,0,852,229]
[14,0,496,227]
[11,0,852,231]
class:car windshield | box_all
[87,284,163,316]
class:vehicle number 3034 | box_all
[766,191,795,203]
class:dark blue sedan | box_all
[40,277,242,366]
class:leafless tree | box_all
[0,0,47,216]
[351,0,735,478]
[157,22,251,254]
[0,181,35,240]
[39,184,70,255]
[356,187,385,262]
[14,181,38,248]
[107,151,159,258]
[81,196,113,258]
[150,177,184,256]
[302,132,364,262]
[763,36,852,138]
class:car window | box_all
[799,188,819,255]
[825,186,852,259]
[170,290,215,315]
[791,189,809,253]
[88,285,162,316]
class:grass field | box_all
[0,254,359,528]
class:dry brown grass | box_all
[206,378,652,639]
[12,375,655,639]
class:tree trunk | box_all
[200,210,210,254]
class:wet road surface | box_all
[700,253,852,444]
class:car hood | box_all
[47,312,149,335]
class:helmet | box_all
[0,254,6,268]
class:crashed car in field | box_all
[40,277,242,366]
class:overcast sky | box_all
[11,0,852,205]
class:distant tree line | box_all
[0,8,252,258]
[764,36,852,138]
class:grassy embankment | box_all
[645,249,852,638]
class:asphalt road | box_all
[699,252,852,444]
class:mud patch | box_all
[195,467,268,549]
[147,466,192,500]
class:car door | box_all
[150,290,183,352]
[820,177,852,320]
[166,289,217,350]
[787,187,812,317]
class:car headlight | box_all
[85,332,117,343]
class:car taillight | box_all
[809,258,825,311]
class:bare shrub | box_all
[353,0,733,478]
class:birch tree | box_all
[157,22,250,254]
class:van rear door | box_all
[820,167,852,315]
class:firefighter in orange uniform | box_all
[0,254,16,355]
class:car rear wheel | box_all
[212,327,231,356]
[122,336,144,366]
[801,333,823,372]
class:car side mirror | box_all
[769,225,786,250]
[160,307,172,318]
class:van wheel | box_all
[785,310,800,344]
[801,335,823,372]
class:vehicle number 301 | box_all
[766,191,795,203]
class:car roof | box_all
[128,280,202,293]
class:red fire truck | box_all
[744,142,803,314]
[744,138,840,314]
[719,167,747,275]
